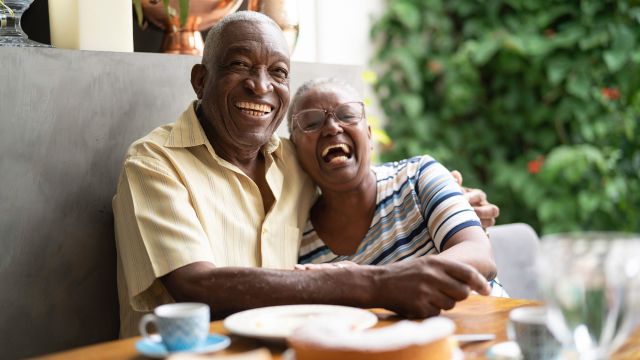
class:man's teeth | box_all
[236,102,273,115]
[321,143,351,157]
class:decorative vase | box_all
[247,0,299,54]
[141,0,243,55]
[0,0,49,47]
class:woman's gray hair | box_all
[287,78,361,133]
[201,11,283,66]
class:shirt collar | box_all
[165,101,284,159]
[164,101,207,148]
[263,134,283,159]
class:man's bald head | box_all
[202,11,285,67]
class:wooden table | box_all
[37,296,640,360]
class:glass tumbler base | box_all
[0,36,51,47]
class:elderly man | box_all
[113,11,498,338]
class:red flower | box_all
[427,61,443,75]
[527,156,545,174]
[601,87,620,101]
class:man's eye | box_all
[230,61,249,68]
[272,68,288,79]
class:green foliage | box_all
[371,0,640,234]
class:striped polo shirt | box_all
[298,155,482,265]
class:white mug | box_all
[139,303,210,351]
[507,306,561,360]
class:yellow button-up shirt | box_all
[113,102,316,337]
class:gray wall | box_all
[0,47,361,359]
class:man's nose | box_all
[320,114,343,136]
[245,67,273,95]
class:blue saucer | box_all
[136,334,231,358]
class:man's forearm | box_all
[162,262,382,318]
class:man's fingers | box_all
[464,189,487,205]
[440,260,490,296]
[435,276,472,301]
[475,204,500,219]
[427,291,457,311]
[481,217,496,228]
[451,170,463,186]
[467,270,491,295]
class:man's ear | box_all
[191,64,207,99]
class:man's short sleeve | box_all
[114,155,214,312]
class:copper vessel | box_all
[247,0,299,54]
[141,0,243,55]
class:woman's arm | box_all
[438,226,497,281]
[415,157,497,280]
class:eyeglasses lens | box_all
[297,102,364,132]
[335,103,363,125]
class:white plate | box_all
[223,305,378,341]
[282,347,464,359]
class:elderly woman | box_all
[289,78,506,296]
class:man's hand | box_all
[376,256,490,318]
[451,170,500,228]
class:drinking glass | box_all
[0,0,49,47]
[537,232,640,360]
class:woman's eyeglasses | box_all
[293,101,365,133]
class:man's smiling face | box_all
[198,20,290,150]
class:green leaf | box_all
[399,94,424,118]
[604,51,628,72]
[551,25,586,48]
[470,35,500,65]
[578,29,609,50]
[391,2,421,31]
[566,73,591,100]
[179,0,189,28]
[133,0,143,27]
[393,50,422,91]
[609,23,635,51]
[162,0,171,18]
[547,56,572,85]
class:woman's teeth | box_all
[321,144,351,157]
[321,143,352,163]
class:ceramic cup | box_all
[139,302,210,351]
[507,306,561,360]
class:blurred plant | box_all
[371,0,640,234]
[362,70,392,164]
[0,0,14,17]
[132,0,189,28]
